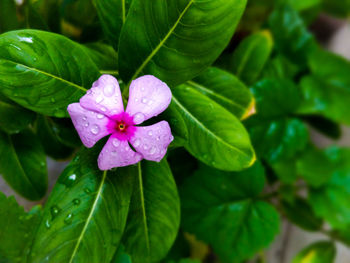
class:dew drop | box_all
[73,199,81,205]
[50,98,56,103]
[96,95,104,103]
[141,87,145,91]
[82,116,87,121]
[91,125,100,135]
[97,113,104,119]
[103,85,115,97]
[148,131,153,136]
[148,100,153,106]
[143,144,148,150]
[112,139,120,147]
[45,219,51,229]
[156,136,160,141]
[133,112,145,124]
[149,146,157,155]
[133,139,141,147]
[135,98,139,102]
[64,213,73,225]
[86,90,92,95]
[84,188,92,194]
[100,106,107,112]
[125,146,130,151]
[170,135,174,141]
[84,122,89,127]
[141,97,148,104]
[50,205,61,219]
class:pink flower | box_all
[67,75,173,170]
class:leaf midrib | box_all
[68,170,107,263]
[187,80,246,111]
[0,59,87,92]
[129,0,195,82]
[172,95,251,158]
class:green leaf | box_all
[0,99,35,134]
[309,147,350,230]
[322,0,350,17]
[261,54,299,80]
[188,67,253,119]
[122,160,180,263]
[292,241,336,263]
[93,0,131,50]
[0,129,47,200]
[301,115,341,139]
[172,84,255,171]
[35,115,75,160]
[248,118,308,163]
[282,198,323,231]
[83,42,118,71]
[0,193,42,263]
[29,147,135,263]
[181,163,280,263]
[270,158,297,184]
[251,78,301,118]
[24,0,49,30]
[0,0,19,33]
[113,245,132,263]
[297,147,334,187]
[0,29,100,117]
[269,4,315,65]
[229,30,273,85]
[290,0,321,11]
[118,0,247,86]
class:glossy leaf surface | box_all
[292,241,335,263]
[122,161,180,263]
[118,0,247,86]
[172,84,255,171]
[0,30,99,117]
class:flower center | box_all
[116,121,127,132]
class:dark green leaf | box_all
[292,241,336,263]
[122,160,180,263]
[0,193,42,263]
[113,245,132,263]
[322,0,350,17]
[269,4,315,65]
[181,163,280,263]
[29,147,135,263]
[251,78,301,118]
[309,147,350,230]
[172,84,255,171]
[228,30,273,85]
[24,0,49,30]
[282,198,323,231]
[302,115,341,139]
[261,55,299,80]
[248,118,308,163]
[118,0,247,86]
[0,29,99,117]
[0,129,47,200]
[0,99,35,134]
[270,158,297,184]
[93,0,131,50]
[188,67,253,119]
[83,42,118,71]
[0,0,19,33]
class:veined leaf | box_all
[93,0,131,50]
[0,193,42,263]
[118,0,247,86]
[172,84,255,171]
[181,163,280,262]
[29,147,134,263]
[0,129,47,200]
[122,160,180,263]
[292,241,336,263]
[188,67,253,119]
[0,29,99,117]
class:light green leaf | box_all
[229,30,273,85]
[29,147,134,263]
[122,160,180,263]
[0,193,42,263]
[188,67,253,119]
[292,241,336,263]
[181,163,280,263]
[0,129,47,200]
[172,84,255,171]
[0,29,100,117]
[118,0,247,86]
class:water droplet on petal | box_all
[148,131,153,136]
[133,113,145,124]
[91,125,100,135]
[170,135,174,141]
[141,87,145,91]
[133,139,141,147]
[112,139,120,147]
[84,122,89,127]
[141,97,148,104]
[82,116,87,121]
[135,98,139,102]
[97,113,104,119]
[96,96,104,103]
[143,144,148,150]
[148,100,153,106]
[156,136,160,141]
[103,85,115,97]
[100,106,107,112]
[149,147,157,155]
[125,146,130,151]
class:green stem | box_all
[99,70,119,75]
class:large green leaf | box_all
[292,241,336,263]
[93,0,131,50]
[122,160,180,263]
[322,0,350,17]
[188,67,253,119]
[0,99,35,134]
[172,84,255,171]
[0,193,42,263]
[228,31,273,85]
[181,163,280,263]
[83,42,118,71]
[247,118,308,163]
[309,147,350,230]
[118,0,247,86]
[0,0,19,33]
[0,29,100,117]
[0,129,47,200]
[29,147,134,263]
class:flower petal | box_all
[80,74,124,117]
[67,103,111,148]
[98,136,143,170]
[130,121,173,162]
[126,75,172,124]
